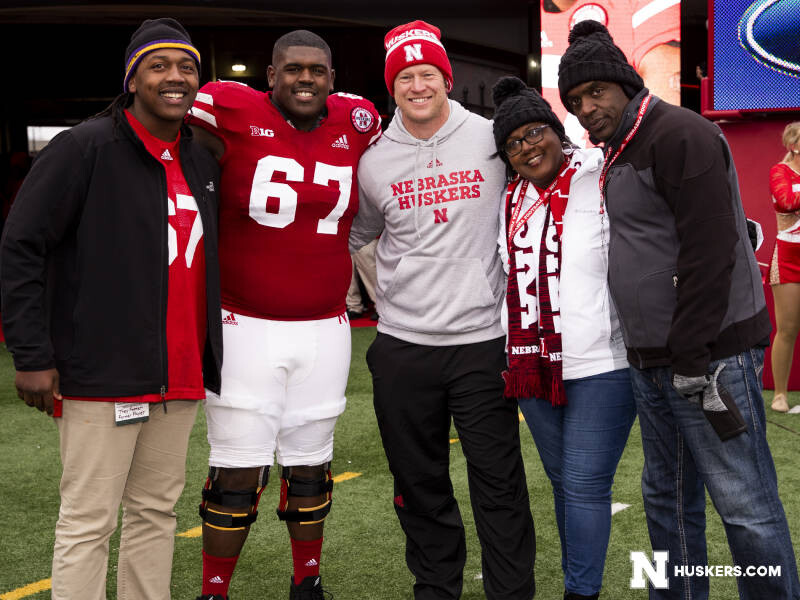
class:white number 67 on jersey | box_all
[249,155,353,234]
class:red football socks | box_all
[291,537,323,584]
[202,550,239,596]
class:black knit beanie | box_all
[123,18,200,92]
[492,76,566,164]
[557,20,643,112]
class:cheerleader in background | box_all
[768,121,800,412]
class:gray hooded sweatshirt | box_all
[350,100,506,346]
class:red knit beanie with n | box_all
[383,20,453,96]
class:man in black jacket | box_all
[557,21,799,600]
[0,18,221,600]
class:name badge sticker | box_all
[114,402,149,426]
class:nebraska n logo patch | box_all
[404,43,423,62]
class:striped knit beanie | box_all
[124,18,200,92]
[383,20,453,95]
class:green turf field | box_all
[1,327,799,599]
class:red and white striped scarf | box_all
[502,159,576,406]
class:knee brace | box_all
[276,464,333,525]
[198,466,269,531]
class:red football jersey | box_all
[189,81,381,320]
[128,113,207,401]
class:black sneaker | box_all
[289,575,332,599]
[196,595,228,600]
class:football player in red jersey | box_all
[188,30,381,600]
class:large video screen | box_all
[712,0,800,112]
[541,0,680,145]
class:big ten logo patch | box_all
[389,170,485,221]
[249,126,274,137]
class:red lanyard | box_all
[507,159,571,247]
[598,94,652,214]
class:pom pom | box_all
[492,76,527,108]
[568,19,610,44]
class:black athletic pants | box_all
[367,333,536,600]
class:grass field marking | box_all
[519,412,525,422]
[332,471,362,483]
[177,526,203,538]
[611,502,631,515]
[1,578,51,600]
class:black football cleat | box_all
[196,595,228,600]
[738,0,800,77]
[289,575,332,599]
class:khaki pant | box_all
[52,399,198,600]
[346,238,378,312]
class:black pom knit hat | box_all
[557,20,643,112]
[123,18,200,92]
[492,76,566,164]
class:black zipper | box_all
[158,159,169,404]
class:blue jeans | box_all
[630,348,800,599]
[518,368,636,596]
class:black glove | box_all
[672,364,747,441]
[671,372,708,404]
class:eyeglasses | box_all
[502,124,550,157]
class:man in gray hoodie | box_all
[349,20,536,600]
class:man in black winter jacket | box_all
[0,18,221,600]
[557,20,799,600]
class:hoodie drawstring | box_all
[413,138,441,240]
[414,143,422,239]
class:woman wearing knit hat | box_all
[492,76,635,600]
